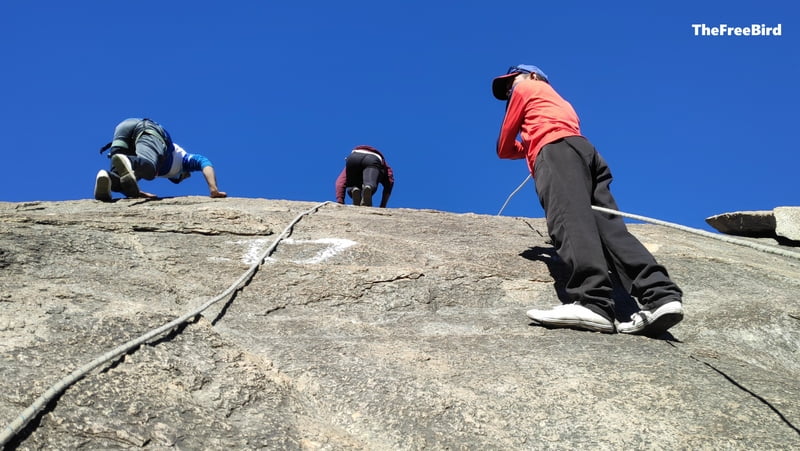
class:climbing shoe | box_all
[617,301,684,337]
[361,185,373,207]
[111,154,140,198]
[526,303,615,333]
[94,170,112,202]
[350,187,362,206]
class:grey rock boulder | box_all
[705,210,776,237]
[706,207,800,244]
[775,207,800,242]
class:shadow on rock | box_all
[520,246,645,325]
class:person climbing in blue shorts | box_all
[94,118,227,201]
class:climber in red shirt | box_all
[335,145,394,208]
[493,64,684,337]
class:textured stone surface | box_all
[705,210,776,237]
[775,207,800,242]
[2,197,799,449]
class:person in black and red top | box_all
[335,145,394,208]
[493,64,684,337]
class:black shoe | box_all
[361,185,373,206]
[350,187,362,206]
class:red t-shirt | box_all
[496,79,582,175]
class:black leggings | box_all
[345,152,382,190]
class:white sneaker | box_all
[526,303,614,333]
[617,301,684,337]
[94,170,112,202]
[111,154,140,198]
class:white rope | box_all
[0,200,334,446]
[497,174,533,216]
[591,206,800,260]
[497,174,800,261]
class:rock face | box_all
[2,197,800,449]
[705,210,777,237]
[706,207,800,243]
[775,207,800,242]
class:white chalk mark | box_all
[207,256,233,263]
[233,238,356,265]
[232,238,271,265]
[283,238,357,264]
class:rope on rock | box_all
[590,205,800,260]
[0,200,334,447]
[498,174,800,261]
[497,174,533,218]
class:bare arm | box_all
[202,166,227,198]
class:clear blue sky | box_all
[1,1,796,231]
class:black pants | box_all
[345,152,382,191]
[533,136,682,320]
